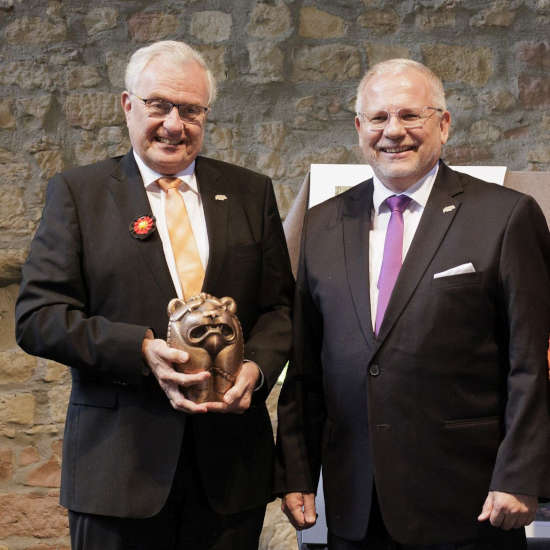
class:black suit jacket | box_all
[16,151,294,518]
[274,162,550,545]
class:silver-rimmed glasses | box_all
[356,106,444,132]
[131,93,209,124]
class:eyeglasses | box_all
[131,93,209,124]
[356,106,444,131]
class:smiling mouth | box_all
[379,145,417,154]
[155,136,184,146]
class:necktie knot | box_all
[157,177,182,192]
[386,194,411,214]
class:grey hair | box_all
[124,40,217,105]
[355,58,446,113]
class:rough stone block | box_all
[518,74,550,107]
[443,145,493,164]
[191,11,232,43]
[0,100,15,129]
[0,449,13,482]
[468,120,502,144]
[365,43,410,67]
[0,185,27,232]
[0,251,27,287]
[196,46,227,82]
[0,285,19,350]
[248,3,292,38]
[256,121,286,150]
[33,150,63,180]
[207,125,234,150]
[528,145,550,163]
[85,7,118,35]
[19,446,40,466]
[4,16,67,44]
[0,492,68,538]
[105,51,127,89]
[248,42,284,83]
[470,2,516,27]
[299,6,346,38]
[128,12,180,42]
[0,61,56,91]
[16,95,53,129]
[358,9,400,34]
[47,384,71,424]
[43,361,68,384]
[64,66,102,90]
[25,457,61,488]
[64,93,124,130]
[516,41,550,70]
[292,44,361,82]
[415,10,456,29]
[0,393,36,425]
[479,89,516,112]
[0,350,37,384]
[422,45,493,86]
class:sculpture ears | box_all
[220,296,237,314]
[167,298,187,321]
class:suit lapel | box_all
[195,157,229,290]
[108,151,177,302]
[343,180,376,348]
[376,162,464,341]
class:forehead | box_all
[362,69,434,110]
[135,58,210,103]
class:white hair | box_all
[125,40,217,105]
[355,58,446,113]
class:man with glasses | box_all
[16,40,293,549]
[275,59,550,549]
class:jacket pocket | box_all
[443,415,499,430]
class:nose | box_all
[383,113,407,138]
[163,106,185,133]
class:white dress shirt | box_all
[369,163,439,329]
[134,152,209,299]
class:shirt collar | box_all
[133,150,197,193]
[372,162,439,213]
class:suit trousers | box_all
[69,418,266,550]
[327,487,527,550]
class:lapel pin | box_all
[442,205,455,213]
[215,194,228,201]
[130,215,156,240]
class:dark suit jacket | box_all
[15,151,294,518]
[274,162,550,545]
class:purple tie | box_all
[375,195,412,335]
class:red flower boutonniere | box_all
[130,215,156,240]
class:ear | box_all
[167,298,186,320]
[121,91,132,114]
[439,110,451,145]
[220,296,237,314]
[354,115,362,134]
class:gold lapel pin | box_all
[215,194,228,201]
[442,205,455,213]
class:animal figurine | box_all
[166,293,244,403]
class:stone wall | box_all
[0,0,549,548]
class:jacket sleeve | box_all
[243,178,295,396]
[489,194,550,497]
[274,210,326,495]
[15,174,149,384]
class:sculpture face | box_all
[167,293,243,403]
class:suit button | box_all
[369,364,380,376]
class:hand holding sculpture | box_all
[166,293,244,403]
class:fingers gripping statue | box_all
[167,293,244,403]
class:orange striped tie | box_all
[157,177,204,299]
